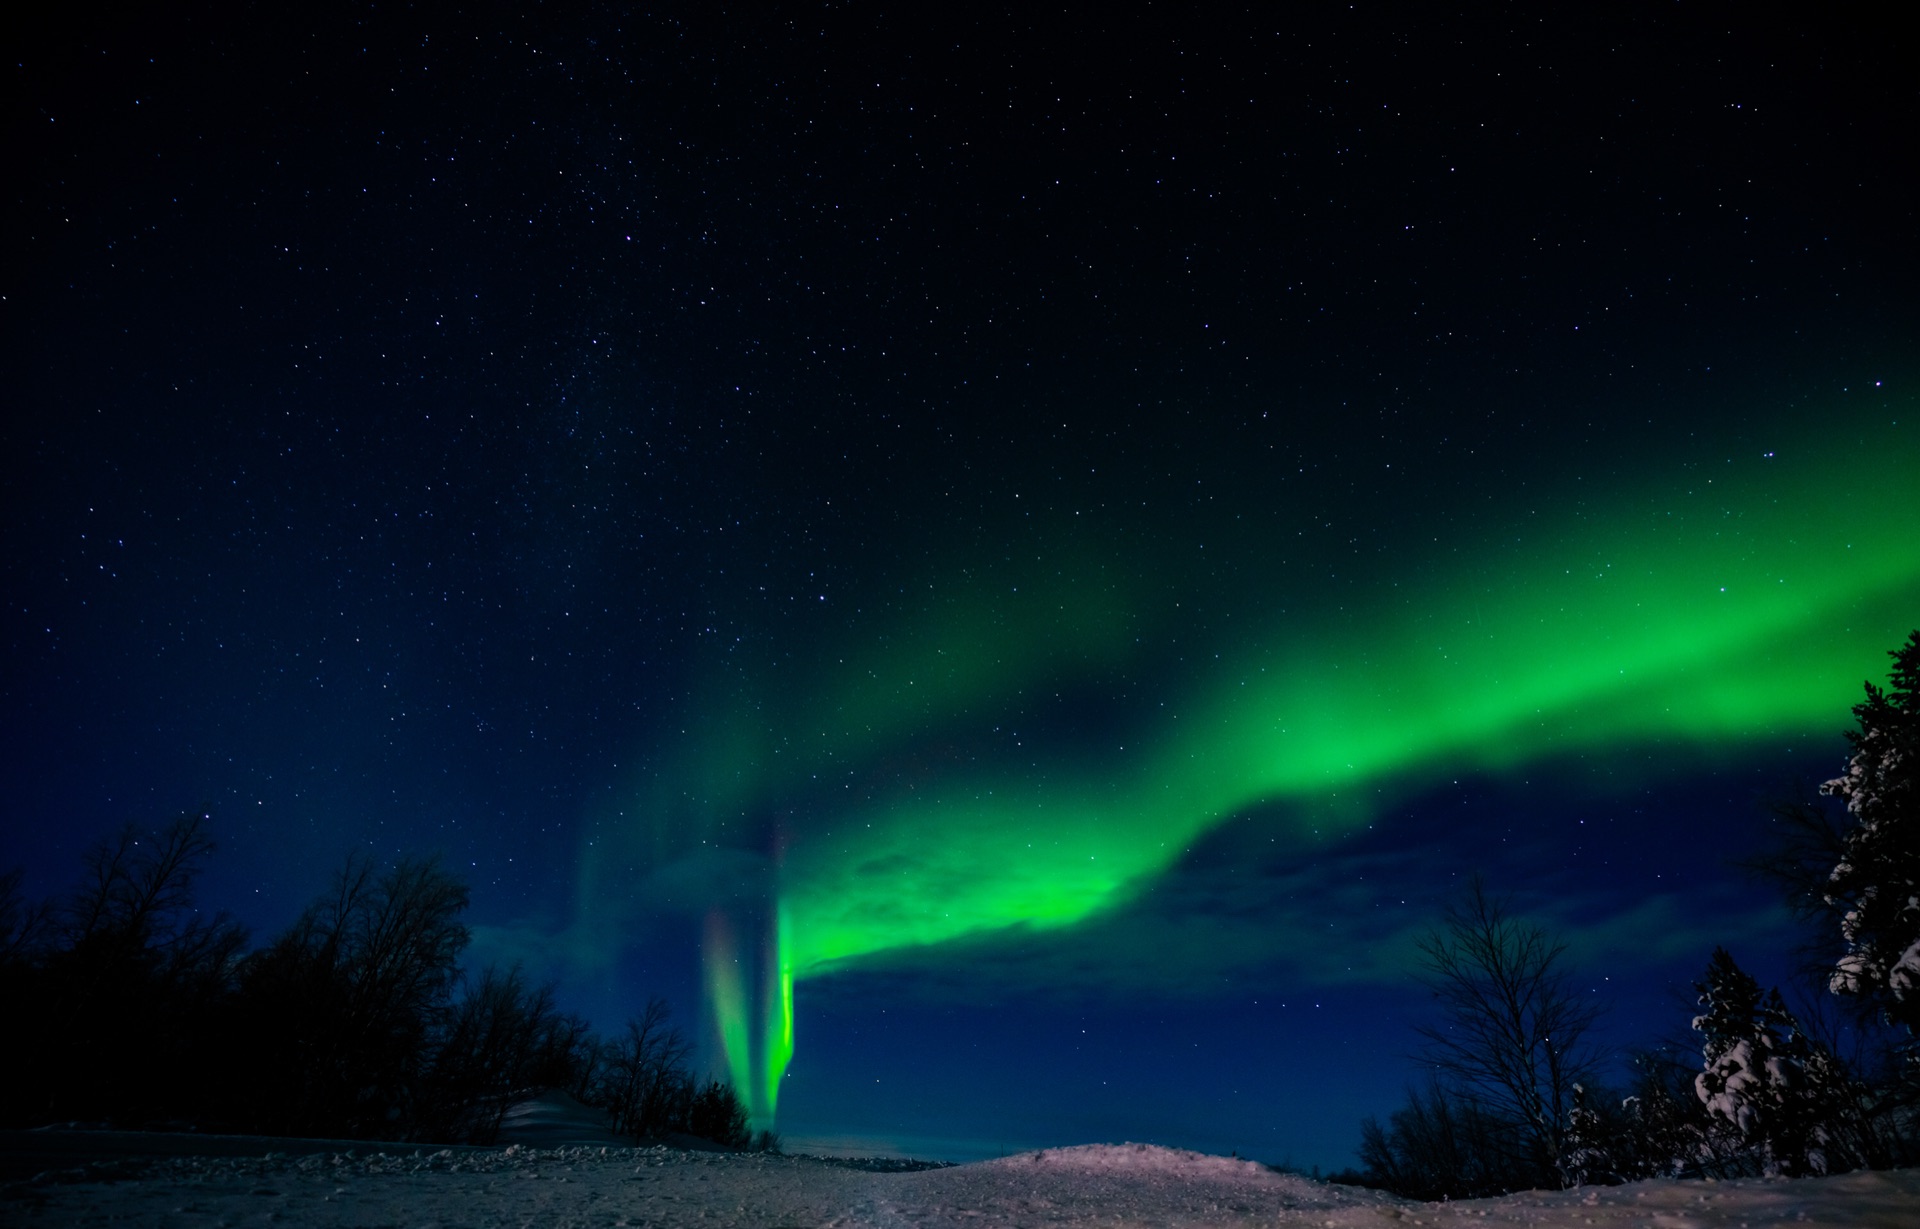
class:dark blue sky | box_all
[4,3,1915,1167]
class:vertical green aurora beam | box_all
[761,903,794,1122]
[700,910,752,1119]
[700,904,794,1131]
[601,407,1918,1127]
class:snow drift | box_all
[5,1138,1917,1227]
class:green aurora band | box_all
[593,410,1920,1126]
[699,904,795,1130]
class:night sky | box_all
[5,4,1916,1168]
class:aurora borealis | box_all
[6,4,1916,1165]
[584,417,1920,1124]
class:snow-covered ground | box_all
[6,1140,1917,1227]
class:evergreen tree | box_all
[1555,1083,1614,1187]
[1820,630,1920,1033]
[1820,622,1912,1036]
[1614,1049,1712,1180]
[1691,948,1846,1176]
[1693,949,1768,1136]
[1816,630,1920,1155]
[1741,631,1920,1169]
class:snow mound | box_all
[918,1141,1393,1218]
[982,1141,1281,1181]
[494,1088,627,1148]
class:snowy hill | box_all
[6,1138,1917,1227]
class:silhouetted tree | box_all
[0,868,52,965]
[1357,1079,1522,1199]
[415,964,597,1142]
[229,854,469,1138]
[593,997,695,1139]
[1412,877,1603,1188]
[3,829,756,1148]
[2,815,247,1128]
[688,1078,752,1149]
[566,998,757,1148]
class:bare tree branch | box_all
[1413,877,1604,1183]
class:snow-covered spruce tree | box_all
[1555,1083,1614,1187]
[1614,1049,1712,1180]
[1820,630,1920,1036]
[1691,947,1847,1176]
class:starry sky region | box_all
[4,3,1917,1167]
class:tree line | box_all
[0,834,758,1149]
[1346,631,1920,1198]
